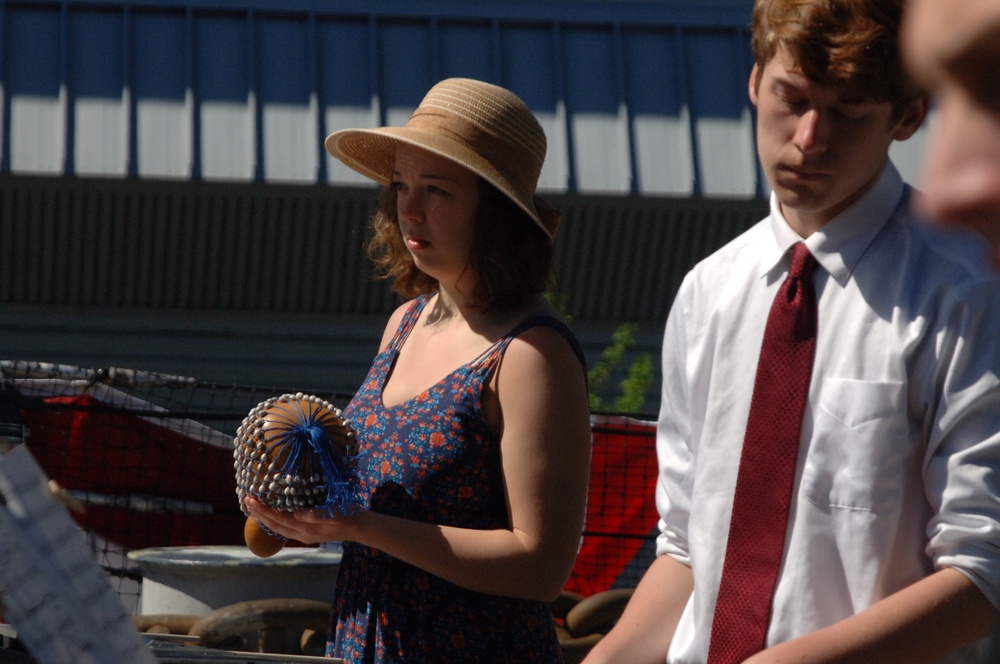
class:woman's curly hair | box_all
[366,179,554,314]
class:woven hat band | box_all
[405,107,542,201]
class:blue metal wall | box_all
[0,0,932,196]
[0,0,932,407]
[0,0,781,197]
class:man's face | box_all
[750,47,925,236]
[901,0,1000,266]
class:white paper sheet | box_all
[0,444,156,664]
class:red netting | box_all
[2,360,659,610]
[566,415,658,596]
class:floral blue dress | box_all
[327,295,585,663]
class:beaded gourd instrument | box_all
[233,393,356,556]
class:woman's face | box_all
[392,144,482,286]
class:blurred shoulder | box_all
[895,192,1000,287]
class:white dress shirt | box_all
[656,163,1000,663]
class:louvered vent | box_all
[0,175,766,323]
[551,195,765,321]
[0,176,396,315]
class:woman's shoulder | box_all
[491,305,589,420]
[501,300,584,372]
[378,296,428,349]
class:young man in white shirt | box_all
[585,1,1000,662]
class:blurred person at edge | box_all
[900,0,1000,268]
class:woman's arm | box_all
[745,567,997,663]
[245,323,591,602]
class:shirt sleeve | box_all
[923,276,1000,611]
[655,275,696,564]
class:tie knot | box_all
[788,242,817,281]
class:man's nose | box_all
[794,109,828,155]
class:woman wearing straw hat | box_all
[244,78,591,662]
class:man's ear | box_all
[893,96,931,141]
[749,64,761,106]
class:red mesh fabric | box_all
[22,393,242,549]
[564,417,658,596]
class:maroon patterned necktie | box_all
[707,242,819,664]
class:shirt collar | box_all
[764,162,905,285]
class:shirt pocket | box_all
[802,377,910,513]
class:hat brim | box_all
[325,127,549,239]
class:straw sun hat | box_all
[325,78,558,240]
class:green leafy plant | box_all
[588,323,654,414]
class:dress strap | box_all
[386,295,432,351]
[474,315,587,373]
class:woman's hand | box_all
[243,496,358,545]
